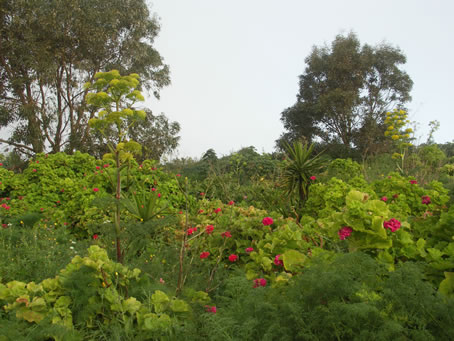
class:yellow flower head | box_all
[391,135,400,140]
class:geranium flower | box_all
[176,174,181,177]
[383,218,401,232]
[93,234,99,240]
[262,217,274,226]
[274,254,283,266]
[103,164,109,168]
[409,180,418,184]
[205,305,217,313]
[96,166,100,170]
[151,188,156,192]
[200,192,205,196]
[205,225,214,234]
[221,231,232,238]
[200,252,210,259]
[187,227,197,235]
[245,247,254,252]
[198,209,204,214]
[393,194,399,199]
[310,176,316,181]
[381,196,388,202]
[253,278,267,288]
[338,226,353,240]
[228,254,238,262]
[214,208,221,213]
[93,188,99,192]
[32,169,37,172]
[422,195,431,205]
[157,193,161,198]
[228,200,234,205]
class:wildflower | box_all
[205,225,214,234]
[253,278,267,288]
[179,211,183,214]
[198,209,204,214]
[228,254,238,262]
[262,217,274,226]
[32,169,37,172]
[205,305,217,313]
[158,193,161,198]
[221,231,232,238]
[228,200,234,205]
[176,173,181,177]
[187,227,197,235]
[159,278,165,284]
[409,180,418,185]
[245,247,254,253]
[422,195,431,205]
[338,226,353,240]
[214,208,221,213]
[93,234,99,240]
[93,188,99,192]
[200,251,210,259]
[381,196,388,202]
[2,224,7,228]
[310,176,316,181]
[0,163,2,166]
[200,192,205,196]
[103,164,109,168]
[274,254,283,266]
[383,218,401,232]
[96,166,100,170]
[151,187,156,192]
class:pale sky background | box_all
[145,0,453,159]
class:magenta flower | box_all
[93,234,99,240]
[245,247,254,253]
[205,305,217,313]
[228,254,238,262]
[214,208,221,213]
[338,226,353,240]
[253,278,267,288]
[381,196,388,202]
[383,218,401,232]
[310,176,316,181]
[228,200,234,205]
[187,227,197,236]
[93,188,99,192]
[205,225,214,234]
[262,217,274,226]
[422,195,431,205]
[409,180,418,185]
[221,231,232,238]
[274,254,283,266]
[200,252,210,259]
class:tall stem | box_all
[115,150,123,264]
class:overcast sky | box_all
[145,0,454,160]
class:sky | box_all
[145,0,453,160]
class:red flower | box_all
[228,200,234,205]
[96,166,100,170]
[32,169,37,172]
[409,180,418,185]
[221,231,232,238]
[176,174,181,177]
[205,305,217,313]
[200,251,210,259]
[93,234,99,240]
[274,254,283,266]
[205,225,214,234]
[103,164,109,168]
[381,196,388,202]
[200,192,205,196]
[2,224,7,228]
[253,278,267,288]
[178,211,183,214]
[422,195,431,205]
[214,208,221,213]
[187,227,197,235]
[157,193,161,198]
[262,217,274,226]
[393,194,399,199]
[310,176,316,181]
[383,218,401,232]
[198,209,204,214]
[245,247,254,253]
[338,226,353,240]
[93,188,99,192]
[152,188,157,192]
[0,163,3,166]
[228,254,238,262]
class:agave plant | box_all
[281,141,326,214]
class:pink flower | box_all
[338,226,353,240]
[151,188,156,192]
[205,225,214,234]
[103,164,109,168]
[274,254,283,266]
[221,231,232,238]
[381,196,388,202]
[200,192,205,196]
[310,176,316,181]
[253,278,267,288]
[93,188,99,192]
[187,227,197,235]
[157,193,161,198]
[159,278,165,284]
[93,234,99,240]
[205,305,217,314]
[383,218,401,232]
[176,174,181,177]
[32,169,37,172]
[228,200,234,205]
[0,163,2,166]
[214,208,221,213]
[422,195,431,205]
[409,180,418,185]
[96,166,100,170]
[245,247,254,253]
[262,217,274,226]
[228,254,238,262]
[200,251,210,259]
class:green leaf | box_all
[170,299,189,313]
[282,250,307,272]
[439,272,454,298]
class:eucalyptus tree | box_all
[0,0,170,155]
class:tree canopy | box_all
[278,32,413,158]
[0,0,170,156]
